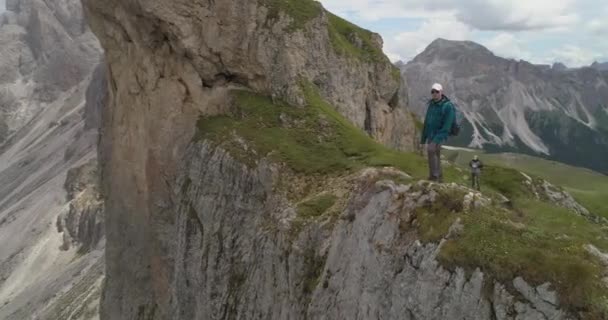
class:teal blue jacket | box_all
[420,96,456,145]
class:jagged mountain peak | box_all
[412,38,498,64]
[426,38,491,52]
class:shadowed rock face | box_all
[401,38,608,173]
[0,0,104,319]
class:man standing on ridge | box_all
[469,155,484,191]
[420,83,456,182]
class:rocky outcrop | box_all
[83,0,414,151]
[113,140,572,319]
[57,160,104,253]
[536,180,589,217]
[520,172,596,219]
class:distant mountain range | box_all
[591,61,608,71]
[399,38,608,174]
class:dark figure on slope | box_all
[469,155,483,191]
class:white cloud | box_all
[483,33,531,61]
[321,0,448,21]
[320,0,579,31]
[587,18,608,35]
[319,0,608,66]
[453,0,578,31]
[550,45,601,67]
[386,18,471,62]
[384,50,404,62]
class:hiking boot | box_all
[428,176,442,182]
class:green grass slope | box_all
[445,149,608,219]
[194,82,608,317]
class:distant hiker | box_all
[469,155,484,191]
[420,83,456,182]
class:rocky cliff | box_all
[83,1,608,319]
[0,0,104,318]
[400,38,608,174]
[57,160,104,253]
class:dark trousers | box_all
[471,173,480,190]
[427,143,442,181]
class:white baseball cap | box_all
[431,83,443,91]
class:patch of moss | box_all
[290,191,344,240]
[481,165,530,200]
[302,246,325,296]
[415,188,466,242]
[391,66,402,82]
[297,193,337,219]
[375,173,412,186]
[262,0,323,31]
[327,13,387,63]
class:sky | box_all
[1,0,605,67]
[319,0,608,67]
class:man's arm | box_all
[432,102,455,144]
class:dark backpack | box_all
[450,102,463,136]
[441,95,463,136]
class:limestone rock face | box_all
[83,0,415,151]
[81,0,574,319]
[114,140,572,319]
[57,160,104,253]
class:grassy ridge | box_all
[195,84,608,317]
[196,84,436,178]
